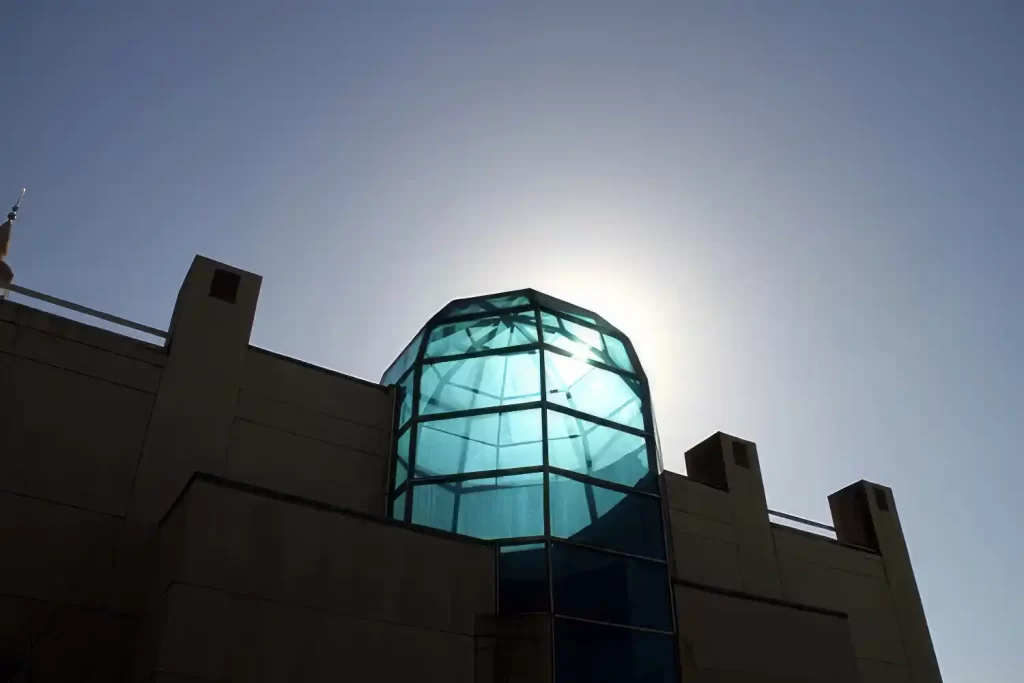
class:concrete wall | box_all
[136,476,495,683]
[0,300,162,517]
[663,471,743,592]
[665,431,941,683]
[230,348,393,514]
[126,257,394,526]
[675,582,859,683]
[0,300,161,682]
[773,526,909,681]
[0,257,397,681]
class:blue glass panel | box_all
[397,372,414,428]
[390,492,406,521]
[394,430,410,488]
[554,618,677,683]
[412,474,544,539]
[414,409,542,478]
[499,543,549,614]
[551,543,672,630]
[381,329,423,385]
[544,353,645,431]
[444,294,531,319]
[549,475,665,559]
[540,312,634,373]
[547,409,651,488]
[424,311,538,358]
[420,351,541,415]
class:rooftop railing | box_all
[767,508,837,539]
[1,282,168,340]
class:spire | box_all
[0,188,25,289]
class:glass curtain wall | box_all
[381,290,676,683]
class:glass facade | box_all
[381,290,675,683]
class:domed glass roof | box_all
[381,289,676,680]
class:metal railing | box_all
[767,508,837,536]
[1,282,168,339]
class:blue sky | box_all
[3,2,1022,679]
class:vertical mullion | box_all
[534,302,558,682]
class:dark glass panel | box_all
[551,543,672,630]
[554,618,677,683]
[499,543,550,614]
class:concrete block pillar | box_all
[684,432,782,599]
[829,481,942,683]
[126,256,261,525]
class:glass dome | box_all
[381,289,663,538]
[381,291,677,683]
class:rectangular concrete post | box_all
[126,256,261,525]
[829,481,943,683]
[684,432,781,599]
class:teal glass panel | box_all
[420,351,541,415]
[381,329,423,385]
[424,311,538,359]
[444,294,531,319]
[544,353,645,431]
[412,473,544,539]
[397,372,414,428]
[546,409,651,488]
[394,430,410,488]
[540,312,634,373]
[549,475,665,559]
[414,409,543,478]
[534,292,607,328]
[390,492,406,521]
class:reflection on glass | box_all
[545,353,645,431]
[444,294,532,319]
[547,409,651,487]
[420,351,541,415]
[425,311,538,358]
[381,329,423,385]
[540,312,634,373]
[397,372,414,428]
[549,475,665,559]
[411,473,544,539]
[414,409,543,478]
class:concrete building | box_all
[0,255,942,682]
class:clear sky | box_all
[3,2,1022,679]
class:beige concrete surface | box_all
[149,478,495,638]
[140,582,478,683]
[676,582,859,683]
[224,417,388,514]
